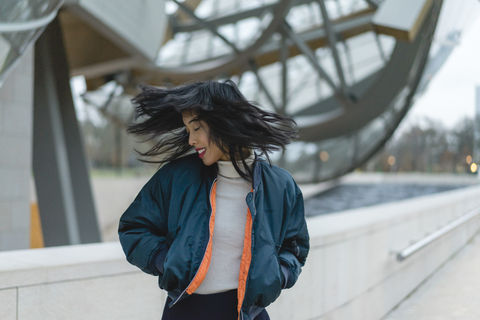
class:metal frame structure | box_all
[33,17,101,246]
[105,0,446,183]
[0,0,470,250]
[0,0,64,87]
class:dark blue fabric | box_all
[280,262,289,289]
[151,244,169,274]
[119,153,309,319]
[162,290,270,320]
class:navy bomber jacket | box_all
[118,153,309,320]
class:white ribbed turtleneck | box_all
[195,155,254,294]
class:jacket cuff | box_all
[150,243,169,275]
[280,261,290,289]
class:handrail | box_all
[0,10,58,33]
[397,206,480,261]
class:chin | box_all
[201,158,215,166]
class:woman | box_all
[118,80,309,320]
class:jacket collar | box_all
[252,152,263,191]
[203,151,264,191]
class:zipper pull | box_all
[292,237,300,257]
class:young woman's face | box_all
[182,111,229,166]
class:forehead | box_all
[181,110,197,125]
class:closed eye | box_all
[194,127,200,131]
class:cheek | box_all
[199,130,210,145]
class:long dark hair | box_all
[127,80,297,181]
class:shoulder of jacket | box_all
[258,160,298,189]
[152,153,203,180]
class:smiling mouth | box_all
[196,148,206,158]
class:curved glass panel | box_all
[0,0,63,86]
[82,0,477,184]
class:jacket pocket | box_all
[159,227,184,291]
[264,252,283,305]
[165,226,181,247]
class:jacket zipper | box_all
[292,237,300,256]
[170,178,217,307]
[239,188,256,320]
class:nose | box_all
[188,131,196,146]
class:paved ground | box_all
[383,232,480,320]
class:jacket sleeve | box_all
[118,171,170,276]
[278,184,309,289]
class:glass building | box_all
[0,0,63,86]
[82,0,477,183]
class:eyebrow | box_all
[188,117,201,124]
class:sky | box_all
[402,2,480,130]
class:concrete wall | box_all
[267,184,480,320]
[0,243,165,320]
[0,48,34,251]
[2,185,479,319]
[88,172,480,242]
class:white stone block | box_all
[268,247,323,320]
[0,258,46,289]
[0,289,17,320]
[18,272,165,320]
[11,201,30,229]
[0,168,29,201]
[0,202,12,231]
[0,169,12,199]
[304,247,324,318]
[3,102,32,134]
[0,70,14,104]
[0,136,14,167]
[0,230,29,251]
[0,103,4,133]
[0,242,140,288]
[323,240,356,313]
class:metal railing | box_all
[396,206,480,261]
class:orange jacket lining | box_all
[237,190,254,318]
[185,181,217,295]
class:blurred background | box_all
[1,0,480,319]
[67,0,480,181]
[1,0,479,255]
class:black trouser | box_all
[162,289,270,320]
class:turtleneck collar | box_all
[217,154,255,179]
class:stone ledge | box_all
[307,185,480,247]
[0,242,137,290]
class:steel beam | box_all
[33,17,101,246]
[281,21,339,94]
[174,0,316,33]
[256,8,374,58]
[365,0,380,7]
[172,0,240,53]
[149,7,374,81]
[248,60,278,112]
[317,0,348,94]
[374,33,387,63]
[144,0,294,79]
[280,32,288,114]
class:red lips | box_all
[195,148,206,158]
